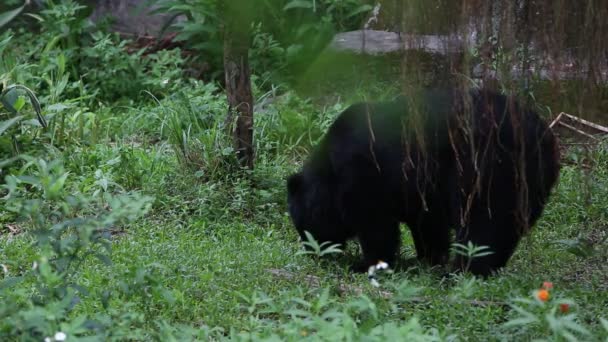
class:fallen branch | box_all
[1,224,22,236]
[558,121,599,141]
[330,30,466,56]
[559,112,608,134]
[550,111,608,145]
[549,112,564,129]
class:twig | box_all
[549,112,564,129]
[557,121,599,141]
[560,112,608,134]
[2,224,22,236]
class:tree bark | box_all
[223,5,254,170]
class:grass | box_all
[3,85,608,340]
[1,25,608,341]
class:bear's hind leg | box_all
[409,213,451,267]
[453,212,521,277]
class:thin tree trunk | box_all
[223,6,254,170]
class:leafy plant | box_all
[0,0,31,29]
[153,86,241,179]
[551,235,603,259]
[296,230,343,258]
[1,84,47,128]
[450,241,494,273]
[1,83,47,157]
[153,0,372,85]
[152,0,223,76]
[0,156,154,340]
[503,284,593,341]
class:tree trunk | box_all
[223,6,254,170]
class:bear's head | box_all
[286,172,346,248]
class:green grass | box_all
[1,23,608,341]
[2,87,608,340]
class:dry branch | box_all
[548,112,564,129]
[558,113,608,134]
[550,112,608,142]
[557,122,599,141]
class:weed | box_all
[297,230,343,258]
[0,3,607,339]
[450,241,495,274]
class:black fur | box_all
[287,87,560,277]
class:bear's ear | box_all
[287,173,304,194]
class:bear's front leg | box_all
[354,220,401,272]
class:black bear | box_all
[287,87,560,277]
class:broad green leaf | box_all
[347,5,373,18]
[0,3,26,29]
[23,12,43,22]
[13,95,25,111]
[284,0,314,11]
[0,156,19,168]
[0,115,23,136]
[3,84,46,128]
[47,172,69,198]
[0,35,12,56]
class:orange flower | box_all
[536,289,550,302]
[559,303,570,313]
[542,281,554,290]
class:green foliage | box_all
[151,83,241,179]
[503,286,591,341]
[0,83,46,158]
[0,1,28,29]
[228,288,446,341]
[0,84,606,339]
[2,0,186,107]
[0,156,154,340]
[0,1,607,340]
[450,241,494,274]
[153,0,223,76]
[254,92,343,158]
[1,84,46,127]
[155,0,372,85]
[270,0,373,80]
[297,231,343,258]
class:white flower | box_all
[54,332,67,341]
[44,337,51,342]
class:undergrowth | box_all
[1,2,607,341]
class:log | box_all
[329,30,467,56]
[328,30,607,82]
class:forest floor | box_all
[3,81,608,340]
